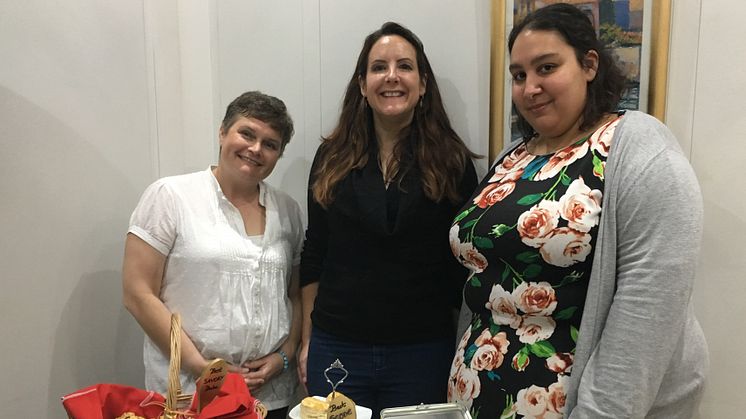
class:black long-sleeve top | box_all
[300,145,478,344]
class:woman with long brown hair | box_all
[299,21,478,416]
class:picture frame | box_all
[488,0,672,160]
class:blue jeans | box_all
[306,327,454,419]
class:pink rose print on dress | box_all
[449,225,488,273]
[448,363,481,409]
[535,140,589,181]
[513,281,558,316]
[517,314,557,344]
[448,224,461,259]
[589,117,621,157]
[462,245,488,273]
[558,176,602,233]
[513,377,567,419]
[517,200,561,248]
[486,284,522,328]
[539,227,592,267]
[547,375,569,417]
[546,352,574,374]
[449,224,461,258]
[471,329,510,371]
[473,181,516,209]
[515,385,560,419]
[489,145,535,183]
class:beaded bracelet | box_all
[277,349,289,372]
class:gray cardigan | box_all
[459,111,708,418]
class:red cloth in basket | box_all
[61,373,259,419]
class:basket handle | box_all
[166,312,183,413]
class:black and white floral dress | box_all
[447,115,622,419]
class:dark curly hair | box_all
[508,3,626,139]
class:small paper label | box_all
[327,392,356,419]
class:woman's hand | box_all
[297,340,310,386]
[240,353,285,391]
[226,363,250,384]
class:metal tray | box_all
[380,403,471,419]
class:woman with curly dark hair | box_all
[448,4,707,418]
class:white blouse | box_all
[128,167,304,409]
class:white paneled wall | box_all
[0,1,153,417]
[675,1,746,417]
[0,1,743,417]
[666,1,746,417]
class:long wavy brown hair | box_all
[312,22,479,208]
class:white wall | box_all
[0,1,153,417]
[667,1,746,417]
[0,1,744,418]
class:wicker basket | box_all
[61,314,267,419]
[163,313,267,419]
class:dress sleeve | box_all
[570,123,704,417]
[299,148,329,287]
[127,179,178,256]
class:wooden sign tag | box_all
[326,391,356,419]
[196,358,227,412]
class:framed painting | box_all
[489,0,672,160]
